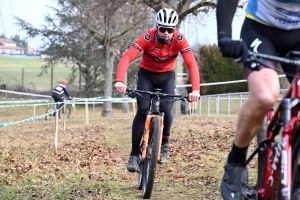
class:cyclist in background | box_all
[216,0,300,199]
[115,8,200,173]
[52,80,73,115]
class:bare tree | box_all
[15,0,153,116]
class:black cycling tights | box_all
[131,68,175,148]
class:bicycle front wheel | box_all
[291,122,300,199]
[138,146,143,190]
[59,105,71,119]
[142,116,161,199]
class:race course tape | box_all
[0,110,56,127]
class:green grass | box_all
[0,57,74,91]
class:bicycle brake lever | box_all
[127,91,142,98]
[235,52,270,71]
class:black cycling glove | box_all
[218,34,249,63]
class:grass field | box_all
[0,103,262,199]
[0,57,73,91]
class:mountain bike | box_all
[238,51,300,199]
[45,98,71,120]
[126,88,189,199]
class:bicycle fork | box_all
[141,114,164,161]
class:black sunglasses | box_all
[158,26,175,34]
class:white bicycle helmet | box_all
[156,8,178,27]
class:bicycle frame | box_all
[127,88,187,161]
[242,52,300,199]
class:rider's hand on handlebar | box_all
[218,33,249,63]
[115,81,127,93]
[68,96,73,100]
[188,90,200,102]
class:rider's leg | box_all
[156,70,175,164]
[231,68,280,161]
[127,69,152,172]
[159,72,175,142]
[221,68,280,199]
[131,70,152,156]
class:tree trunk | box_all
[102,45,113,117]
[122,72,129,113]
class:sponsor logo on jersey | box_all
[177,35,183,41]
[144,34,151,41]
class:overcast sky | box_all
[0,1,244,49]
[0,0,54,48]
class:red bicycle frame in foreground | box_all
[242,51,300,199]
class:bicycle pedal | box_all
[241,182,258,200]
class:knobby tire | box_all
[59,105,71,119]
[256,123,267,189]
[142,116,160,199]
[138,146,143,190]
[45,106,55,121]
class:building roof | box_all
[0,38,16,44]
[0,45,23,50]
[27,46,39,51]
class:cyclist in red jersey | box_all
[115,8,200,172]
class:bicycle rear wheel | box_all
[142,116,161,199]
[45,106,55,121]
[59,105,71,119]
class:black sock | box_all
[130,144,140,156]
[227,143,248,165]
[162,136,169,144]
[162,138,169,144]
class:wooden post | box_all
[54,109,59,152]
[22,68,24,92]
[73,97,76,112]
[51,68,53,92]
[33,105,36,122]
[93,100,95,114]
[63,98,66,131]
[85,99,89,125]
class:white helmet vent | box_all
[156,8,178,27]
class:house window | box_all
[1,50,5,54]
[9,50,14,54]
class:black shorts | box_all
[241,18,300,82]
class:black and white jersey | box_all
[52,83,70,97]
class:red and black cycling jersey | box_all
[115,28,200,91]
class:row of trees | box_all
[15,0,249,117]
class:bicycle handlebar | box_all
[126,88,189,101]
[236,50,300,66]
